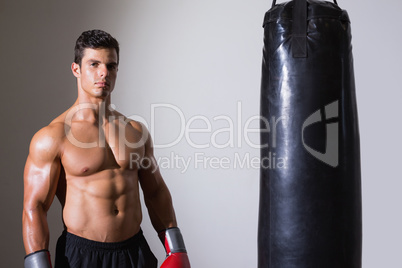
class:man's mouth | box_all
[95,81,109,87]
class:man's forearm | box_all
[22,206,50,254]
[144,186,177,232]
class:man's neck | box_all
[71,97,113,124]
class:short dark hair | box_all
[74,29,120,65]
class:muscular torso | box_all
[56,111,145,242]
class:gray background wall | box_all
[1,0,400,267]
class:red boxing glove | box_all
[159,227,191,268]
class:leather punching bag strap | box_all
[292,0,308,58]
[271,0,338,8]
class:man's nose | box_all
[99,64,108,77]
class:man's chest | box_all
[61,121,145,176]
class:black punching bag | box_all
[258,0,362,267]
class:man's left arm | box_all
[135,122,190,268]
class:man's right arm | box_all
[22,125,62,266]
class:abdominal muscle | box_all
[62,169,143,242]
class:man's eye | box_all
[91,63,98,67]
[108,65,117,70]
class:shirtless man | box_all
[22,30,190,268]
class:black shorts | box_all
[55,229,158,268]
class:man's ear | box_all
[71,62,81,78]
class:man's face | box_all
[72,48,118,99]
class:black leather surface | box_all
[258,1,362,267]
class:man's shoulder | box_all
[127,119,151,141]
[34,117,66,140]
[114,113,151,146]
[112,111,147,134]
[128,119,145,133]
[122,117,153,147]
[29,117,66,160]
